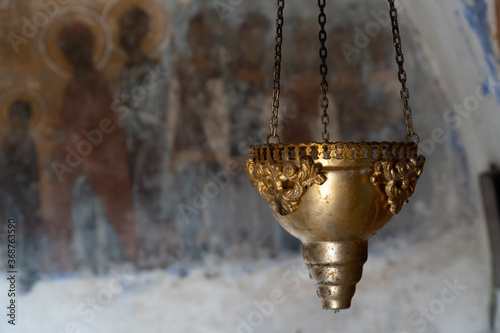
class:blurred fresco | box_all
[0,0,498,332]
[0,0,408,278]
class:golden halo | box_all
[38,7,112,77]
[103,0,170,56]
[0,88,47,135]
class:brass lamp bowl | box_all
[246,141,425,310]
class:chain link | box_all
[388,0,419,144]
[267,0,285,144]
[264,0,418,145]
[318,0,330,142]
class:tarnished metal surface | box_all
[246,141,425,310]
[303,241,367,310]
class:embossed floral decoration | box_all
[246,156,327,216]
[371,154,426,214]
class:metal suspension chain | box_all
[388,0,419,144]
[318,0,330,142]
[267,0,285,144]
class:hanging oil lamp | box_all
[245,0,425,310]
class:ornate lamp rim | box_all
[249,141,419,165]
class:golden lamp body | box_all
[246,141,425,310]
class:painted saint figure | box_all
[172,11,229,261]
[225,13,279,253]
[281,18,324,144]
[50,22,136,271]
[115,7,169,267]
[1,99,43,290]
[227,13,269,156]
